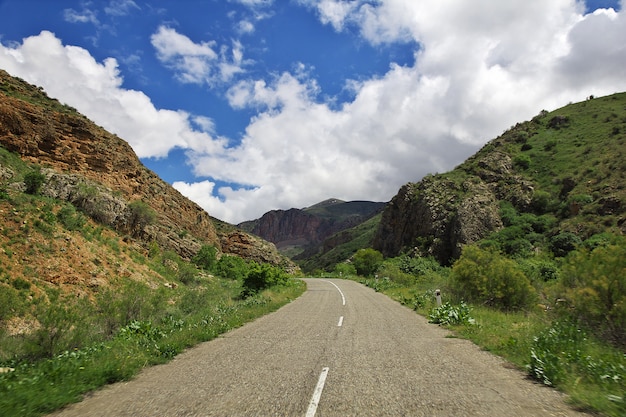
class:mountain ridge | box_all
[0,69,291,268]
[238,199,384,258]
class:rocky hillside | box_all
[0,69,289,267]
[238,199,384,257]
[374,93,626,264]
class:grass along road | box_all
[50,279,590,416]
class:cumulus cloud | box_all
[2,1,626,224]
[0,30,228,159]
[151,26,247,86]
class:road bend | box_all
[50,279,589,417]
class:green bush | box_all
[377,263,415,286]
[397,255,442,277]
[215,255,249,280]
[550,232,582,257]
[352,248,383,277]
[558,240,626,346]
[95,281,168,337]
[127,200,156,236]
[177,262,200,285]
[517,258,559,282]
[0,284,25,322]
[24,292,93,359]
[24,169,45,195]
[241,263,288,296]
[513,154,531,170]
[192,245,217,271]
[333,262,357,277]
[452,245,536,310]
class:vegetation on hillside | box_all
[0,145,303,416]
[303,93,626,273]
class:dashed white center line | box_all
[305,367,329,417]
[337,316,344,327]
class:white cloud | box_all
[230,0,274,7]
[104,0,141,16]
[236,20,256,34]
[2,1,626,225]
[63,8,100,25]
[316,0,359,31]
[185,0,626,222]
[0,31,225,159]
[151,26,247,86]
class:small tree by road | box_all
[352,248,383,277]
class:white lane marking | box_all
[305,367,329,417]
[323,280,346,306]
[337,316,344,327]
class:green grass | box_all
[0,280,305,417]
[367,276,626,417]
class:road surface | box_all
[50,279,589,416]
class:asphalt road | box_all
[50,279,590,416]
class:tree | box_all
[192,245,217,271]
[352,248,383,277]
[550,232,581,257]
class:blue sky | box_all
[0,0,625,223]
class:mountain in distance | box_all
[288,92,626,271]
[238,198,385,259]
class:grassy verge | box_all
[354,275,625,417]
[0,280,305,417]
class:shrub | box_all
[127,200,155,236]
[24,169,45,195]
[550,232,582,257]
[192,245,217,271]
[397,255,442,277]
[558,240,626,346]
[513,154,531,170]
[0,284,25,320]
[242,263,288,296]
[333,262,357,277]
[178,262,200,285]
[95,281,167,337]
[517,258,560,282]
[452,245,536,310]
[24,292,93,359]
[215,255,248,280]
[352,248,383,277]
[530,190,552,214]
[377,263,414,286]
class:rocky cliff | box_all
[373,160,509,264]
[0,69,287,266]
[373,93,626,264]
[239,199,384,257]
